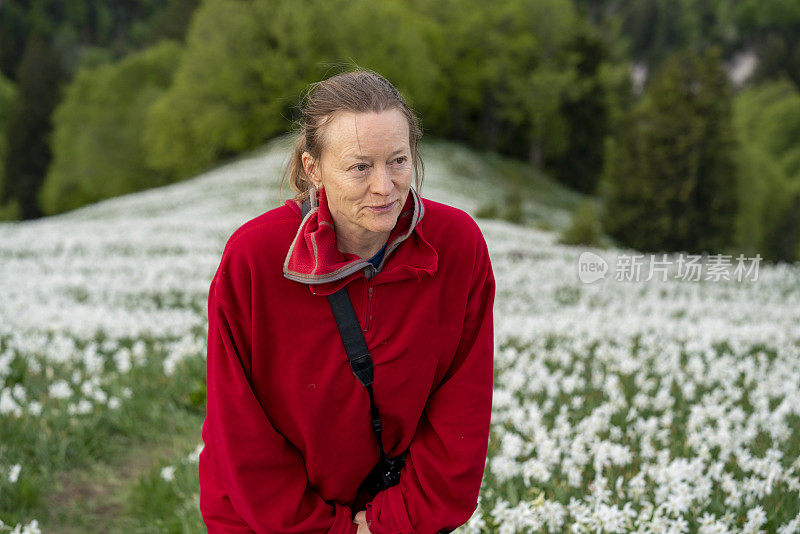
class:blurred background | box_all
[1,0,799,261]
[2,1,800,533]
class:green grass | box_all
[1,334,206,531]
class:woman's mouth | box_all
[368,201,395,213]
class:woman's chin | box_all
[367,214,399,234]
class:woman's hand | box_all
[353,510,372,533]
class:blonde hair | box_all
[280,67,424,204]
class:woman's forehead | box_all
[324,109,409,158]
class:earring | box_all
[310,184,318,210]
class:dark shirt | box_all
[367,239,389,269]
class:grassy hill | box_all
[1,139,799,532]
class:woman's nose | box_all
[370,164,393,194]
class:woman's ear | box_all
[301,151,321,188]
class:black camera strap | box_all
[327,288,388,459]
[301,199,387,459]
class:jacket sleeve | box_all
[199,247,357,534]
[364,231,495,534]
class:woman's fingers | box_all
[353,510,371,532]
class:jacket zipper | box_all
[365,280,374,332]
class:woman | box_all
[199,69,495,533]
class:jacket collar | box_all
[283,186,438,295]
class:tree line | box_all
[1,0,799,262]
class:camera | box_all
[361,450,407,495]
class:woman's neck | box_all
[336,226,391,260]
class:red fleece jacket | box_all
[199,186,495,533]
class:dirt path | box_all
[41,430,202,532]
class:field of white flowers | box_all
[1,136,799,532]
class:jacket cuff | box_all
[332,502,359,534]
[364,486,413,534]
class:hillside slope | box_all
[1,139,799,532]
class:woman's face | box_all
[303,108,413,246]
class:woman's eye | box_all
[394,156,407,165]
[352,163,369,172]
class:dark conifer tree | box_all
[4,33,64,219]
[555,30,609,194]
[600,47,739,254]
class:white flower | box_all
[11,519,41,534]
[490,455,518,484]
[743,505,767,534]
[113,348,132,373]
[8,463,21,483]
[48,380,72,400]
[27,401,42,416]
[0,389,22,417]
[777,514,800,534]
[11,384,26,402]
[92,389,107,403]
[501,432,524,459]
[187,444,204,463]
[67,399,92,415]
[161,465,176,482]
[521,457,551,485]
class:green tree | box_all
[734,79,800,178]
[142,0,319,179]
[404,0,488,143]
[517,7,580,167]
[0,73,17,206]
[732,142,795,260]
[559,199,605,247]
[40,41,182,215]
[1,0,199,80]
[410,0,583,167]
[737,0,800,89]
[3,34,64,219]
[554,28,610,193]
[599,47,739,254]
[733,79,800,261]
[764,190,800,262]
[143,0,438,181]
[0,1,200,219]
[0,1,28,79]
[312,0,439,120]
[577,0,739,65]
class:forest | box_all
[1,0,800,261]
